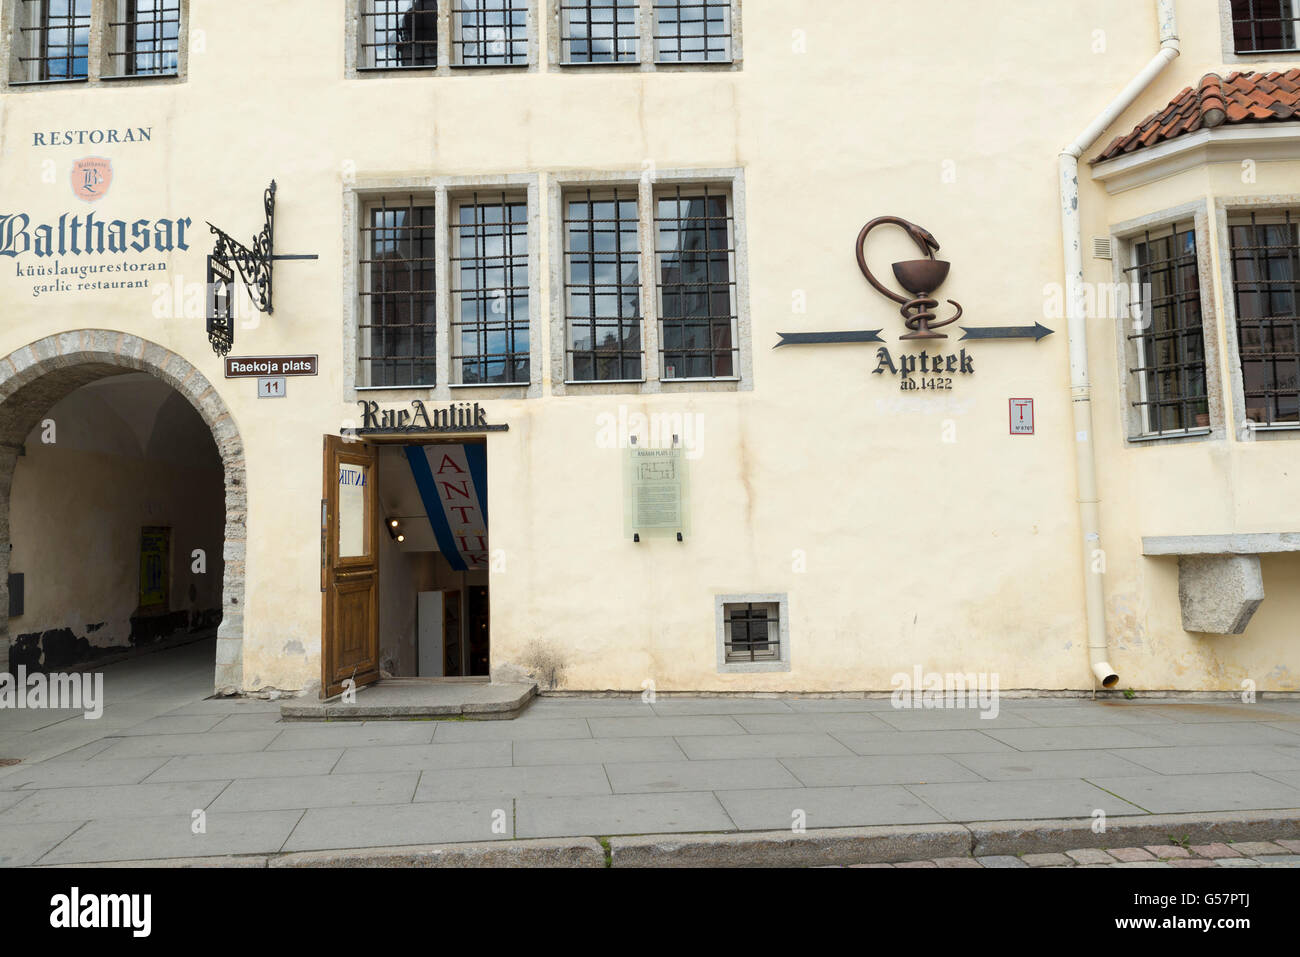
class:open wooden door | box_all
[321,435,380,699]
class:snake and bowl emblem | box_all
[855,216,963,340]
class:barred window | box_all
[1231,0,1299,53]
[655,185,738,380]
[723,602,779,664]
[561,0,639,63]
[1125,225,1209,435]
[653,0,732,63]
[1230,212,1300,425]
[453,0,528,66]
[564,189,642,382]
[360,199,438,388]
[16,0,91,82]
[451,194,531,385]
[362,0,438,69]
[107,0,180,77]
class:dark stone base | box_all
[9,609,223,673]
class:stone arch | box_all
[0,330,245,691]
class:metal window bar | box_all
[359,197,438,387]
[653,0,731,63]
[361,0,437,69]
[724,603,779,663]
[453,0,528,66]
[654,184,739,380]
[1230,210,1300,425]
[18,0,91,82]
[560,0,638,63]
[1231,0,1299,53]
[1124,224,1208,435]
[450,192,531,385]
[107,0,180,76]
[564,188,643,382]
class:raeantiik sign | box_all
[774,215,1054,389]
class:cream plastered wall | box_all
[0,0,1296,693]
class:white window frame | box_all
[1221,0,1300,63]
[715,594,790,674]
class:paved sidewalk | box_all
[2,644,1299,865]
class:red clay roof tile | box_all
[1093,69,1300,163]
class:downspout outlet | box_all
[1091,661,1120,689]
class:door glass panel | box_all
[338,462,370,557]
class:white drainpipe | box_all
[1059,0,1180,689]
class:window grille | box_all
[564,189,643,381]
[723,602,779,663]
[450,193,531,385]
[1230,211,1300,425]
[360,198,439,388]
[561,0,639,63]
[1231,0,1299,53]
[653,0,731,63]
[654,185,738,380]
[107,0,180,76]
[362,0,438,69]
[17,0,91,82]
[1125,225,1209,434]
[453,0,528,66]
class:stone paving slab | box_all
[283,801,508,851]
[830,730,1012,755]
[586,716,746,738]
[0,757,169,790]
[0,821,85,866]
[948,749,1154,781]
[209,772,421,813]
[267,723,436,751]
[716,785,947,830]
[331,741,513,774]
[37,811,306,865]
[677,732,854,760]
[1090,772,1300,814]
[604,758,802,793]
[515,792,736,838]
[905,778,1144,820]
[511,736,687,766]
[649,699,796,716]
[95,730,283,759]
[732,713,898,734]
[144,749,345,783]
[981,726,1170,751]
[0,780,228,823]
[779,754,982,787]
[432,717,591,742]
[872,711,1039,732]
[1137,721,1300,746]
[1116,744,1300,775]
[412,764,613,802]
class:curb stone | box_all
[608,825,972,868]
[269,837,603,868]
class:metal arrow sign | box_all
[774,330,885,348]
[958,323,1055,342]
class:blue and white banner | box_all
[404,444,488,572]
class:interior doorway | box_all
[321,436,489,698]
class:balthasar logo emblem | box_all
[855,216,963,340]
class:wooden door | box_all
[321,435,380,699]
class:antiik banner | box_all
[404,445,488,572]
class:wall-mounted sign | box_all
[624,444,687,541]
[353,400,508,435]
[1010,398,1035,435]
[224,355,318,377]
[773,215,1055,393]
[71,157,112,203]
[258,376,287,398]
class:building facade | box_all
[0,0,1298,697]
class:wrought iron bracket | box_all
[205,181,318,357]
[209,181,277,316]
